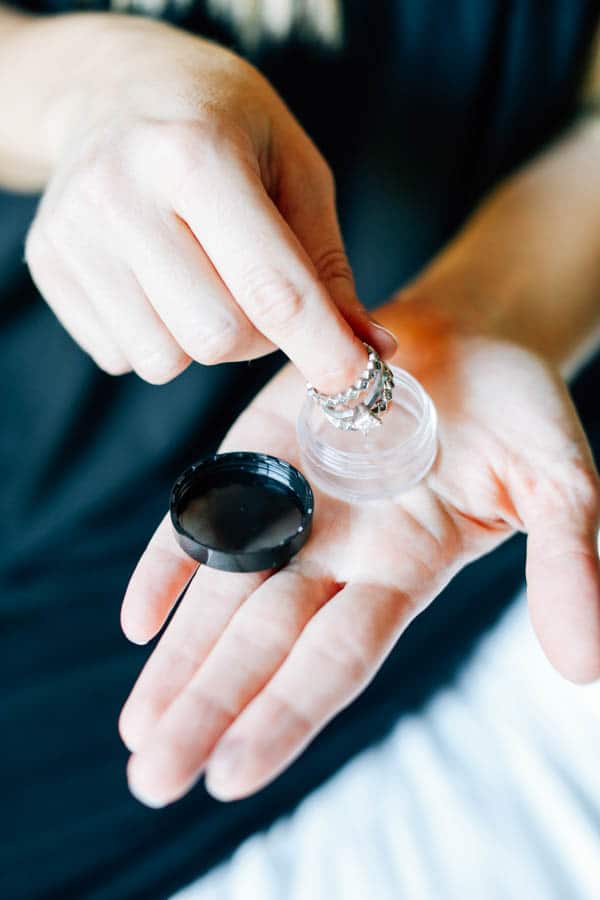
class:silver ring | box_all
[306,343,394,433]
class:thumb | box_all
[521,453,600,684]
[282,171,398,361]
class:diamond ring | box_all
[306,343,394,434]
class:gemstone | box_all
[353,405,382,432]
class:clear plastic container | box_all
[297,366,438,503]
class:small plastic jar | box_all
[297,366,438,503]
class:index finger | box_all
[175,156,368,393]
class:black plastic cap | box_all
[170,451,314,573]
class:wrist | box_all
[27,14,151,171]
[374,123,600,374]
[0,12,109,188]
[0,12,180,189]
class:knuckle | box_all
[74,154,126,215]
[133,114,256,208]
[570,467,600,515]
[302,619,371,690]
[526,459,600,535]
[284,150,334,213]
[23,223,51,272]
[186,319,244,365]
[242,267,307,330]
[544,463,600,520]
[233,613,297,662]
[159,120,205,172]
[194,109,235,149]
[132,345,189,384]
[186,681,237,725]
[154,115,250,181]
[118,707,138,752]
[262,685,314,738]
[42,209,77,251]
[311,153,335,193]
[312,245,353,288]
[194,108,252,160]
[97,354,132,377]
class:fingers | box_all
[523,467,600,684]
[176,153,369,393]
[122,210,275,365]
[27,216,192,383]
[24,228,130,374]
[59,233,192,384]
[121,513,199,645]
[125,564,338,807]
[30,120,379,386]
[204,582,412,801]
[120,566,266,753]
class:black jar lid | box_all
[170,451,314,573]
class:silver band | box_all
[306,343,395,433]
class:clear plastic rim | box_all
[297,366,438,500]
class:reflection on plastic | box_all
[180,480,303,552]
[298,366,438,503]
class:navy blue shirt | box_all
[1,2,598,898]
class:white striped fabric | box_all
[173,589,600,900]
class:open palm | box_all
[119,331,600,807]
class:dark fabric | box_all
[1,2,599,898]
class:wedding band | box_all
[306,343,381,408]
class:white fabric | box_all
[173,591,600,900]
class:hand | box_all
[21,14,394,386]
[119,312,600,807]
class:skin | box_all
[120,328,600,806]
[120,120,600,807]
[0,9,396,388]
[2,5,600,808]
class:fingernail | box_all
[365,319,398,358]
[205,741,245,801]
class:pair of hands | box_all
[20,14,600,807]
